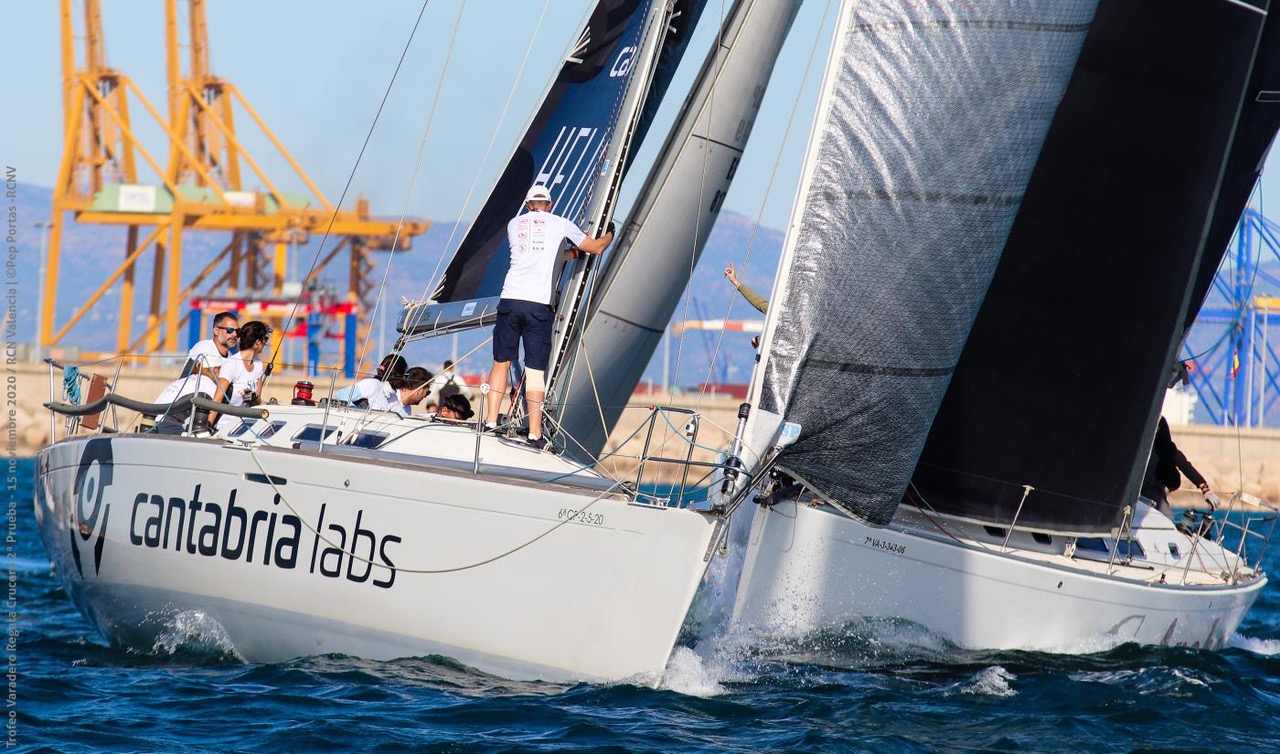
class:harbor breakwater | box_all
[10,361,1279,502]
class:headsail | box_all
[398,0,707,339]
[744,0,1098,526]
[553,0,804,459]
[912,0,1273,534]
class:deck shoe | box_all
[526,436,549,451]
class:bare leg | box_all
[486,360,509,425]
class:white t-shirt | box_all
[336,377,402,414]
[155,374,219,405]
[188,339,234,369]
[215,356,266,431]
[502,210,587,304]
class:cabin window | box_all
[1168,543,1181,560]
[1076,538,1109,554]
[1114,540,1146,560]
[293,425,338,443]
[983,526,1006,538]
[351,431,389,449]
[1032,532,1052,545]
[255,421,288,440]
[229,421,255,437]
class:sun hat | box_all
[525,185,553,204]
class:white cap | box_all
[525,185,552,204]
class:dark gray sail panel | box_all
[912,0,1267,534]
[759,0,1097,525]
[1189,8,1280,332]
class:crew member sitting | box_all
[435,393,475,423]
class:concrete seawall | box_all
[13,362,1279,503]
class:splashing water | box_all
[150,610,244,661]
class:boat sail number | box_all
[610,46,637,77]
[557,507,605,527]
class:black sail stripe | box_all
[808,360,954,378]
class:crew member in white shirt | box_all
[209,321,272,432]
[335,354,407,409]
[152,366,220,434]
[186,310,239,373]
[484,184,613,450]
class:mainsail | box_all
[745,0,1098,525]
[553,0,803,459]
[399,0,707,338]
[912,0,1274,534]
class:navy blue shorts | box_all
[493,299,555,370]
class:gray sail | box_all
[553,0,803,459]
[753,0,1098,525]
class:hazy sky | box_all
[6,1,1280,247]
[2,0,837,233]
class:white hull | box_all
[37,434,720,683]
[733,501,1266,651]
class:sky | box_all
[8,1,1280,254]
[2,0,839,234]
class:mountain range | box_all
[8,182,781,387]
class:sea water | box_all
[16,458,1280,753]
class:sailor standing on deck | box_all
[484,184,613,450]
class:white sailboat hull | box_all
[36,435,720,683]
[733,501,1265,651]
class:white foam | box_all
[150,610,243,660]
[660,646,727,697]
[1226,633,1280,655]
[959,666,1017,697]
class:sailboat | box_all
[723,0,1279,651]
[33,0,796,683]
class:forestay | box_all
[745,0,1098,525]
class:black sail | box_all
[399,0,707,337]
[1189,7,1280,330]
[912,0,1271,534]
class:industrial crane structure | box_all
[45,0,426,366]
[1186,207,1280,428]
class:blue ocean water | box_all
[14,456,1280,753]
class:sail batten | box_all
[749,0,1100,526]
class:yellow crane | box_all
[45,0,426,363]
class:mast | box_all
[553,0,804,460]
[544,0,680,393]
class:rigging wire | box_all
[356,0,473,371]
[405,0,559,319]
[672,0,836,414]
[262,0,436,384]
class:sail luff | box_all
[738,0,857,469]
[545,0,675,393]
[396,0,657,341]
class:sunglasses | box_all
[217,326,239,334]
